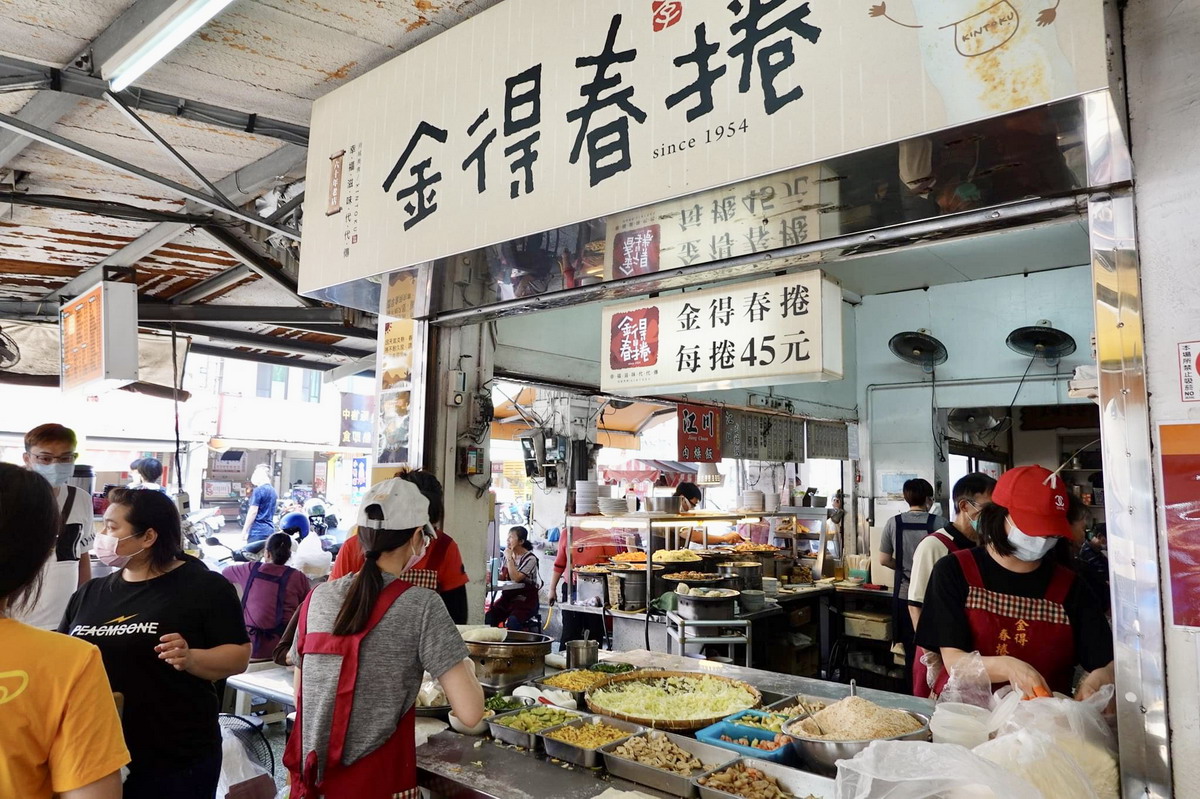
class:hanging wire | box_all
[170,325,184,495]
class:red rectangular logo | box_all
[609,307,660,370]
[613,224,661,277]
[652,1,683,32]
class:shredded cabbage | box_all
[589,676,757,721]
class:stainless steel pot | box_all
[718,561,763,591]
[676,591,739,621]
[566,638,600,669]
[782,712,931,776]
[645,495,683,513]
[466,630,553,692]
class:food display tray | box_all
[692,757,836,799]
[694,719,797,764]
[486,706,587,750]
[601,730,738,798]
[539,715,644,768]
[765,694,829,718]
[584,669,763,732]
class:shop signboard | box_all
[1159,422,1200,628]
[300,0,1109,294]
[374,271,422,467]
[59,280,138,394]
[600,269,842,395]
[351,456,369,507]
[339,392,375,449]
[677,403,722,463]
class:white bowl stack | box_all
[740,490,766,513]
[598,497,630,516]
[575,481,600,514]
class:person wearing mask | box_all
[674,482,703,511]
[128,458,168,494]
[331,469,470,623]
[485,526,541,628]
[1076,523,1110,613]
[286,477,484,796]
[0,463,129,799]
[672,481,744,547]
[916,466,1115,699]
[906,472,996,696]
[223,532,311,661]
[877,478,946,689]
[17,423,94,629]
[59,489,251,799]
[242,464,278,545]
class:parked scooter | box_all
[202,536,262,567]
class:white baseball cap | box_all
[356,477,437,538]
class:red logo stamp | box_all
[609,308,660,370]
[652,1,683,32]
[613,225,661,278]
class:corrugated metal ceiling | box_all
[0,0,503,367]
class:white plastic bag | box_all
[938,651,994,709]
[293,533,332,578]
[835,740,1042,799]
[217,728,274,799]
[975,728,1099,799]
[993,685,1118,799]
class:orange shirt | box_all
[0,619,129,798]
[330,530,470,592]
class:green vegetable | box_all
[495,706,576,733]
[590,662,635,674]
[485,695,526,713]
[730,712,788,732]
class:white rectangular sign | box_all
[59,280,138,394]
[299,0,1109,295]
[600,269,843,395]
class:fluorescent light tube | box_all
[104,0,237,92]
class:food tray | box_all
[585,670,762,733]
[765,694,828,717]
[693,757,836,799]
[415,704,451,720]
[486,706,586,750]
[540,715,644,768]
[535,667,614,704]
[694,719,797,764]
[602,730,738,798]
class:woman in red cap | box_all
[916,465,1115,699]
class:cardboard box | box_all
[843,609,892,641]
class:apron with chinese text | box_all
[285,579,419,799]
[913,531,966,697]
[933,549,1077,696]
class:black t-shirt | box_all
[915,547,1113,672]
[59,558,250,765]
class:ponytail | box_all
[331,525,419,636]
[333,556,384,636]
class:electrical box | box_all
[446,369,466,406]
[457,445,485,477]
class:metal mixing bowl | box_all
[781,712,930,776]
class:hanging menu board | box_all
[601,269,842,395]
[59,280,138,394]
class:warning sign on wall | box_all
[1179,341,1199,402]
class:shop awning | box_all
[600,459,697,484]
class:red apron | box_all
[285,579,420,799]
[933,549,1077,696]
[912,531,965,697]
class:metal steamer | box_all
[465,631,554,693]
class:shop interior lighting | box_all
[696,462,725,485]
[102,0,238,92]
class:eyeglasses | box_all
[29,452,79,465]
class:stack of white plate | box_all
[740,490,766,512]
[598,497,630,516]
[575,481,600,514]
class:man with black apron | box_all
[877,478,944,693]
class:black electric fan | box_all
[1006,320,1077,366]
[0,325,20,370]
[888,329,948,374]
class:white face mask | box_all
[33,462,74,487]
[1005,519,1059,562]
[94,532,136,568]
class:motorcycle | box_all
[202,536,262,567]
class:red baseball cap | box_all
[992,465,1073,539]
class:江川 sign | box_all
[601,269,843,395]
[677,403,722,463]
[300,0,1108,294]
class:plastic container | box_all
[929,702,991,748]
[695,718,797,764]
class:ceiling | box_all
[0,0,501,370]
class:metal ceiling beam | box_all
[103,90,237,210]
[197,225,312,305]
[0,300,355,326]
[0,111,300,240]
[322,353,378,384]
[0,91,80,170]
[141,322,374,358]
[47,144,308,302]
[0,55,308,146]
[281,323,377,342]
[189,343,336,371]
[167,265,252,304]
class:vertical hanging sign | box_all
[59,281,138,394]
[677,403,722,462]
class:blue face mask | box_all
[969,517,980,532]
[33,462,73,487]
